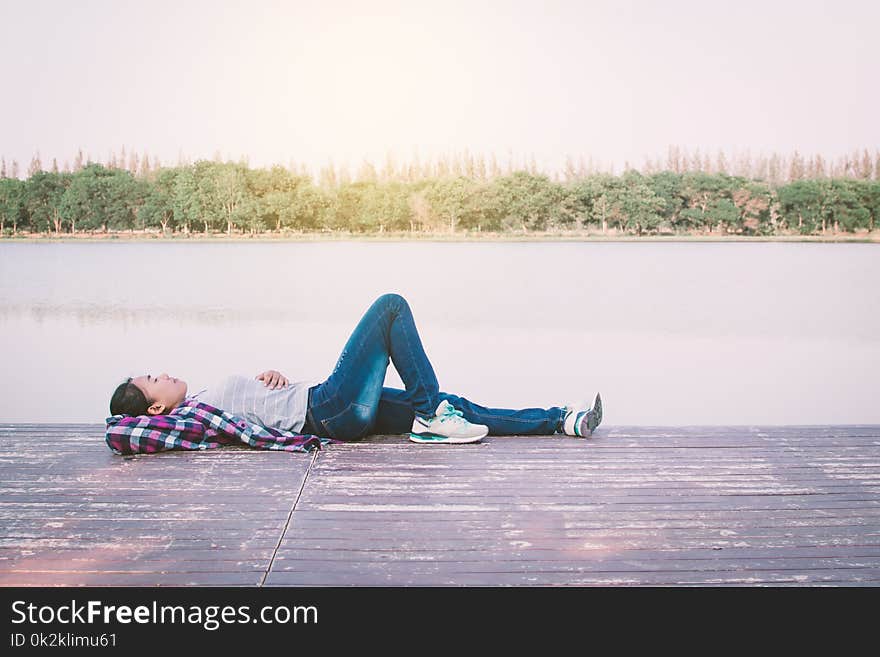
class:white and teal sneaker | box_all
[561,393,603,437]
[409,400,488,444]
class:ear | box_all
[147,403,166,416]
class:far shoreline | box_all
[2,230,879,244]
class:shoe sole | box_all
[579,393,603,437]
[409,432,485,444]
[590,393,603,433]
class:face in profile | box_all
[130,373,188,415]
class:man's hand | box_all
[255,370,289,389]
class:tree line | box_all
[1,148,878,237]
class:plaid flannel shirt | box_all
[105,397,332,455]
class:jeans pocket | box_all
[321,402,374,441]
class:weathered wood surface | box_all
[0,424,311,586]
[1,424,878,586]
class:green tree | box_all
[332,182,367,232]
[105,172,145,231]
[24,171,71,234]
[423,177,477,232]
[731,181,772,234]
[824,179,870,232]
[139,168,179,233]
[421,177,508,233]
[776,180,825,234]
[570,174,621,232]
[647,171,685,229]
[0,177,26,234]
[679,173,736,232]
[551,183,585,230]
[261,188,311,230]
[312,186,340,231]
[58,169,99,233]
[251,166,321,231]
[491,172,565,232]
[359,182,412,232]
[172,166,199,234]
[181,161,224,233]
[705,198,740,233]
[214,162,251,235]
[617,170,666,234]
[60,165,143,232]
[849,179,880,231]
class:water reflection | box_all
[1,241,878,426]
[0,302,295,326]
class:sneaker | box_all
[561,393,603,437]
[409,399,488,444]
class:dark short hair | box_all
[109,377,150,416]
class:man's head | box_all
[109,373,188,417]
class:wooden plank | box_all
[0,426,314,585]
[4,498,879,514]
[4,424,880,586]
[278,534,880,551]
[266,557,880,575]
[263,568,880,586]
[269,426,880,586]
[290,495,880,508]
[270,545,880,561]
[0,530,281,543]
[283,509,880,522]
[0,572,263,586]
[0,559,269,573]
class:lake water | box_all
[0,240,878,426]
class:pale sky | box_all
[1,0,877,177]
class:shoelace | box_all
[438,404,465,424]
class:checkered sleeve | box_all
[104,413,228,455]
[176,400,330,452]
[104,399,331,455]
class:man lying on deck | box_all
[107,293,602,454]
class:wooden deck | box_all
[1,424,878,586]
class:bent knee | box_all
[376,292,408,308]
[322,402,377,441]
[349,402,374,428]
[348,402,378,441]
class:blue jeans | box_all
[302,293,566,441]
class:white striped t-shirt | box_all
[190,375,322,433]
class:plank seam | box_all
[259,449,318,587]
